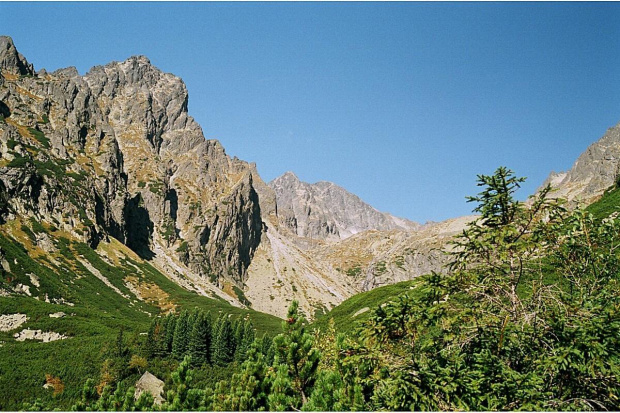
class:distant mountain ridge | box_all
[269,171,420,242]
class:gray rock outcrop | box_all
[13,329,67,342]
[0,313,28,331]
[0,36,34,76]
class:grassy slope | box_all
[0,222,281,410]
[312,280,422,334]
[3,182,618,409]
[586,186,620,220]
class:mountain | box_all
[312,214,475,290]
[269,171,420,242]
[0,35,270,307]
[0,35,422,322]
[0,36,288,409]
[541,122,620,205]
[242,172,429,318]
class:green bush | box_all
[28,127,50,149]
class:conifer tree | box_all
[233,318,244,356]
[243,319,255,351]
[172,310,190,359]
[135,390,155,411]
[210,314,221,363]
[145,318,158,359]
[115,328,127,359]
[72,378,98,410]
[269,301,320,409]
[267,364,297,411]
[260,334,275,365]
[303,370,343,411]
[163,355,201,410]
[235,319,255,363]
[203,311,213,363]
[465,166,525,228]
[187,311,197,334]
[211,343,271,411]
[189,311,210,367]
[164,313,176,355]
[121,387,136,411]
[154,318,168,358]
[212,315,234,365]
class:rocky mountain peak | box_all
[0,36,263,299]
[84,54,202,154]
[269,173,420,241]
[541,121,620,204]
[0,36,34,76]
[278,171,300,183]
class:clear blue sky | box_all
[1,2,619,223]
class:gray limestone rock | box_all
[0,313,28,332]
[135,371,165,405]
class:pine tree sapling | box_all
[271,301,320,408]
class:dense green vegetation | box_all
[587,185,620,220]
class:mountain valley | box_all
[0,35,620,410]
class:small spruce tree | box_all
[164,313,177,355]
[189,311,210,366]
[172,310,190,359]
[212,315,234,365]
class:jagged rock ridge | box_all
[270,171,420,242]
[0,35,262,295]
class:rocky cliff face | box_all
[0,36,262,293]
[83,55,264,286]
[541,122,620,205]
[313,215,475,291]
[270,171,420,242]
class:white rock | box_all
[13,329,67,342]
[28,274,40,288]
[49,312,66,318]
[0,313,28,331]
[14,283,31,296]
[352,307,370,318]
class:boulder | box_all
[135,371,165,405]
